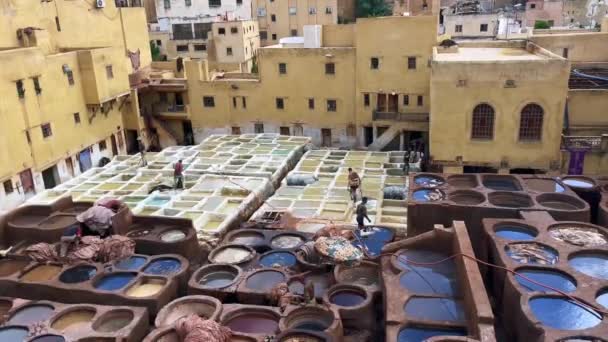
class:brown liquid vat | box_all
[279,305,343,341]
[322,284,374,331]
[488,192,533,208]
[447,175,479,188]
[537,193,587,211]
[449,190,486,206]
[155,295,222,328]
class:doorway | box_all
[388,94,398,112]
[65,157,75,177]
[78,148,93,172]
[364,126,373,146]
[377,93,387,112]
[111,134,118,156]
[126,130,139,154]
[19,169,35,195]
[293,124,303,136]
[321,128,332,147]
[42,166,60,189]
[182,120,194,145]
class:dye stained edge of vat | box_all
[513,268,577,293]
[494,223,538,241]
[8,304,55,325]
[528,296,602,330]
[568,252,608,280]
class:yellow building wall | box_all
[322,24,355,47]
[530,32,608,63]
[430,50,570,170]
[567,90,608,135]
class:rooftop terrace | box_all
[434,47,549,62]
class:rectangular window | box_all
[260,31,268,40]
[232,97,237,108]
[55,16,61,31]
[403,95,409,106]
[236,0,242,5]
[232,126,241,135]
[272,33,277,40]
[73,113,81,124]
[417,95,423,106]
[226,47,233,55]
[41,123,52,138]
[67,70,74,85]
[563,48,569,58]
[530,3,536,8]
[289,7,297,14]
[106,65,114,79]
[209,0,221,7]
[370,57,379,69]
[327,99,337,112]
[16,80,25,98]
[33,77,42,95]
[480,24,488,32]
[364,93,370,107]
[257,8,266,16]
[218,27,226,35]
[280,126,290,135]
[3,180,13,194]
[185,0,191,6]
[254,123,264,133]
[164,0,170,9]
[156,40,162,46]
[242,97,247,108]
[194,44,206,51]
[173,23,194,40]
[276,98,285,109]
[271,14,276,22]
[231,27,238,34]
[291,29,298,36]
[203,96,215,107]
[309,7,317,14]
[99,140,107,151]
[308,98,315,109]
[194,23,212,39]
[176,44,189,52]
[325,6,333,14]
[455,24,463,33]
[278,63,287,74]
[407,57,416,70]
[325,63,335,75]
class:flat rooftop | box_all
[435,47,548,62]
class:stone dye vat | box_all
[323,284,375,332]
[599,190,608,228]
[407,173,591,256]
[561,175,602,224]
[155,295,222,327]
[188,263,245,301]
[0,254,188,315]
[221,305,281,336]
[279,305,343,341]
[238,268,290,305]
[252,150,408,233]
[0,297,148,341]
[223,229,310,254]
[124,216,200,260]
[381,222,495,342]
[24,134,311,241]
[482,211,608,341]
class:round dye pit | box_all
[0,260,30,277]
[93,310,133,332]
[353,227,394,257]
[229,231,266,245]
[199,270,238,288]
[403,297,466,322]
[59,265,97,284]
[224,313,279,334]
[246,270,286,291]
[400,270,458,296]
[283,308,334,333]
[336,264,379,287]
[114,256,147,271]
[414,175,445,187]
[488,192,533,208]
[21,264,62,281]
[156,296,221,327]
[562,177,596,189]
[447,175,478,188]
[126,279,165,297]
[525,179,566,193]
[126,229,150,238]
[143,258,182,275]
[51,309,96,332]
[94,273,136,291]
[160,229,186,242]
[259,251,297,268]
[397,327,467,342]
[495,224,538,241]
[210,246,253,264]
[529,297,602,330]
[0,326,29,340]
[271,234,305,249]
[329,291,366,307]
[569,253,608,279]
[515,268,576,293]
[505,243,558,265]
[449,190,485,205]
[30,335,65,342]
[412,189,444,202]
[597,291,608,309]
[549,225,607,247]
[394,250,456,276]
[8,304,55,325]
[482,176,521,191]
[278,331,325,342]
[537,194,587,211]
[559,338,608,342]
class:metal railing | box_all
[372,111,429,122]
[561,135,603,151]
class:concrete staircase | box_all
[367,125,402,151]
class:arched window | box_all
[471,104,495,140]
[519,104,544,141]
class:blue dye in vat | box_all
[330,291,366,306]
[529,297,602,330]
[414,175,444,187]
[394,250,456,276]
[8,305,55,325]
[482,177,520,191]
[0,326,29,340]
[404,298,466,322]
[515,269,576,293]
[30,335,66,342]
[495,225,537,241]
[412,189,444,202]
[59,265,97,284]
[400,270,459,296]
[147,197,170,206]
[95,273,136,291]
[397,326,467,341]
[597,292,608,309]
[259,251,297,267]
[115,256,147,271]
[569,253,608,280]
[143,258,181,275]
[354,227,394,256]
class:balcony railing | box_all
[372,111,429,122]
[561,135,605,151]
[153,103,189,119]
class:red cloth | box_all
[174,162,183,176]
[175,315,231,342]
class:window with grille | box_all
[173,24,194,39]
[363,93,370,107]
[231,27,238,34]
[370,57,379,69]
[176,45,189,52]
[260,31,268,40]
[185,0,191,6]
[280,126,290,135]
[16,80,25,98]
[325,63,335,75]
[3,180,13,194]
[194,23,212,39]
[203,96,215,107]
[194,44,206,51]
[480,23,488,32]
[73,113,81,124]
[226,47,233,55]
[407,57,416,70]
[276,98,285,109]
[164,0,170,9]
[254,123,264,133]
[33,77,42,95]
[308,98,315,109]
[417,95,423,106]
[327,99,337,112]
[403,95,409,106]
[455,24,463,33]
[41,123,53,138]
[519,104,544,141]
[278,63,287,74]
[471,104,495,140]
[67,70,75,85]
[209,0,221,7]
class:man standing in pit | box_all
[347,168,361,203]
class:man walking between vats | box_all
[347,168,361,203]
[174,159,184,189]
[356,197,372,233]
